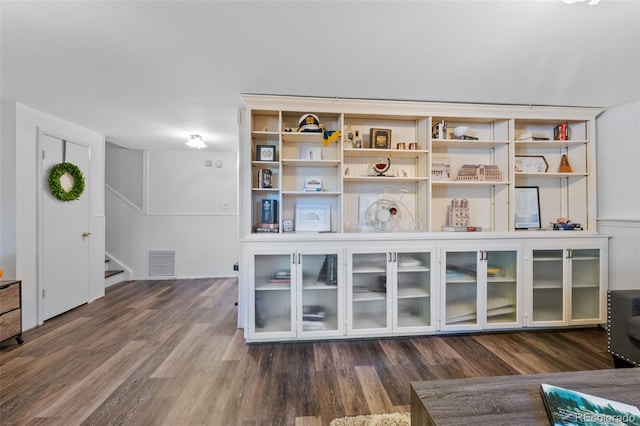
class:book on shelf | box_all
[441,225,482,232]
[540,383,640,426]
[519,132,549,141]
[255,225,279,233]
[268,278,291,283]
[317,255,338,285]
[256,223,279,229]
[551,222,582,231]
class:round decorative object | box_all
[48,162,85,202]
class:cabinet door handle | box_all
[566,248,572,259]
[393,252,397,263]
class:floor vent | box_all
[148,250,176,278]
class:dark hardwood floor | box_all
[0,278,613,425]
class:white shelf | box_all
[343,176,429,183]
[281,159,340,167]
[516,172,588,178]
[431,180,510,187]
[515,140,588,149]
[397,287,430,299]
[256,282,291,290]
[281,191,341,196]
[344,148,429,158]
[432,139,510,149]
[281,132,324,143]
[533,281,563,289]
[353,291,387,302]
[251,160,279,167]
[251,130,279,140]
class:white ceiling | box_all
[2,0,639,152]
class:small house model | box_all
[456,164,501,182]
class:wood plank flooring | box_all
[0,278,614,425]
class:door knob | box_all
[82,232,91,237]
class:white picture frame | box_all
[295,204,331,232]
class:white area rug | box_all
[329,412,410,426]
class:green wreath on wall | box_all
[48,162,85,202]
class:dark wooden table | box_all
[411,368,640,425]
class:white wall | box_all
[105,147,239,279]
[105,142,143,210]
[596,99,640,290]
[14,103,105,330]
[1,102,18,279]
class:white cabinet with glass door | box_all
[246,244,344,342]
[440,244,521,331]
[347,245,436,336]
[526,238,607,327]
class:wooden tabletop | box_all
[411,368,640,426]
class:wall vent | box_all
[148,250,176,278]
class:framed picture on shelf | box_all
[514,186,541,230]
[302,146,322,161]
[515,155,548,173]
[370,128,392,149]
[295,204,331,232]
[256,145,276,161]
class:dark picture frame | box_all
[370,128,392,149]
[514,186,541,230]
[256,145,276,161]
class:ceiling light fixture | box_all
[186,134,206,149]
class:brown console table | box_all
[411,368,640,425]
[0,280,23,345]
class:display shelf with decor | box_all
[514,118,593,232]
[239,95,607,342]
[430,116,511,233]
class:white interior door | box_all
[40,133,91,321]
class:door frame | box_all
[36,127,92,325]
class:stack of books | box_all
[270,270,290,284]
[302,305,327,330]
[519,132,549,141]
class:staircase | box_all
[105,259,125,286]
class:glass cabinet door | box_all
[485,250,518,325]
[349,252,390,333]
[531,249,565,323]
[570,248,601,321]
[395,251,433,329]
[253,253,294,336]
[299,253,341,335]
[443,251,479,328]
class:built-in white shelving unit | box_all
[239,95,607,342]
